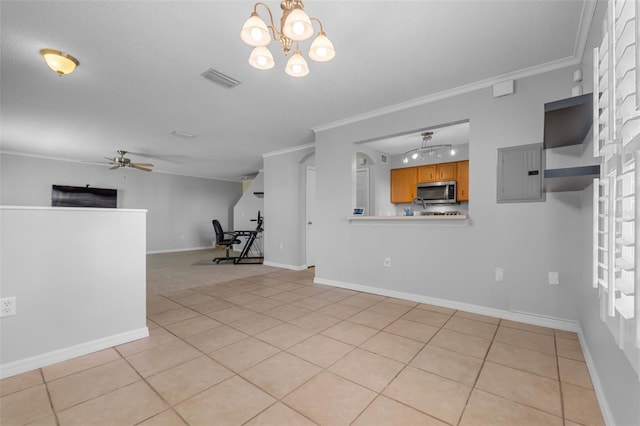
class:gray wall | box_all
[315,67,584,320]
[313,66,637,424]
[263,145,314,269]
[0,154,242,252]
[1,206,147,376]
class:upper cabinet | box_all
[417,165,436,183]
[456,160,469,201]
[391,161,468,204]
[417,162,457,183]
[390,167,417,203]
[437,162,457,181]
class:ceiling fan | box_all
[106,150,154,172]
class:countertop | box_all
[348,215,468,221]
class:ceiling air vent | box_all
[201,68,241,88]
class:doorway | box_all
[305,166,315,267]
[356,168,370,215]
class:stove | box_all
[421,211,461,216]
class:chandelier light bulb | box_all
[285,50,310,77]
[411,152,419,160]
[240,13,271,46]
[248,46,275,70]
[282,7,314,41]
[309,32,335,62]
[403,157,409,164]
[450,148,456,156]
[251,28,263,42]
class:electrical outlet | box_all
[495,268,504,282]
[548,272,560,285]
[0,297,16,317]
[383,257,391,268]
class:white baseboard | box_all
[577,328,615,426]
[313,277,580,332]
[263,261,307,271]
[0,327,149,379]
[147,246,212,254]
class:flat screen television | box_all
[52,185,117,208]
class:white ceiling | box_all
[0,1,594,180]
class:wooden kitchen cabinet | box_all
[437,162,457,181]
[390,167,417,203]
[456,160,469,201]
[419,163,457,183]
[417,165,436,183]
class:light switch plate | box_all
[548,272,560,285]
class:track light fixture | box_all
[402,131,457,164]
[240,1,335,77]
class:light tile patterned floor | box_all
[1,268,605,425]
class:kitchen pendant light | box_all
[402,131,457,163]
[40,48,79,76]
[240,1,335,77]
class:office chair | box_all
[212,220,240,263]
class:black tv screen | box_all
[52,185,117,208]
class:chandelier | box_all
[240,1,335,77]
[402,132,456,164]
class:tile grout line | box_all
[462,324,568,422]
[39,367,61,426]
[348,307,459,425]
[555,333,568,425]
[454,317,501,426]
[116,339,198,426]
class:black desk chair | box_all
[212,220,240,263]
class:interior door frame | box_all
[305,166,315,267]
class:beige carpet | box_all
[147,248,283,295]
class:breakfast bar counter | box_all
[348,214,468,221]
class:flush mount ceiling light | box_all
[402,131,456,164]
[39,48,79,76]
[240,0,335,77]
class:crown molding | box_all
[312,0,598,134]
[312,55,580,133]
[262,142,315,158]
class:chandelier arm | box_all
[253,2,280,40]
[310,17,324,33]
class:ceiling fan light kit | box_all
[240,0,335,77]
[402,131,457,164]
[39,48,79,76]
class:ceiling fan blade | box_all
[131,164,152,172]
[131,162,154,167]
[110,165,120,170]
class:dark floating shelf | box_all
[253,192,264,198]
[543,93,593,149]
[544,165,600,192]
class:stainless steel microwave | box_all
[416,181,457,204]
